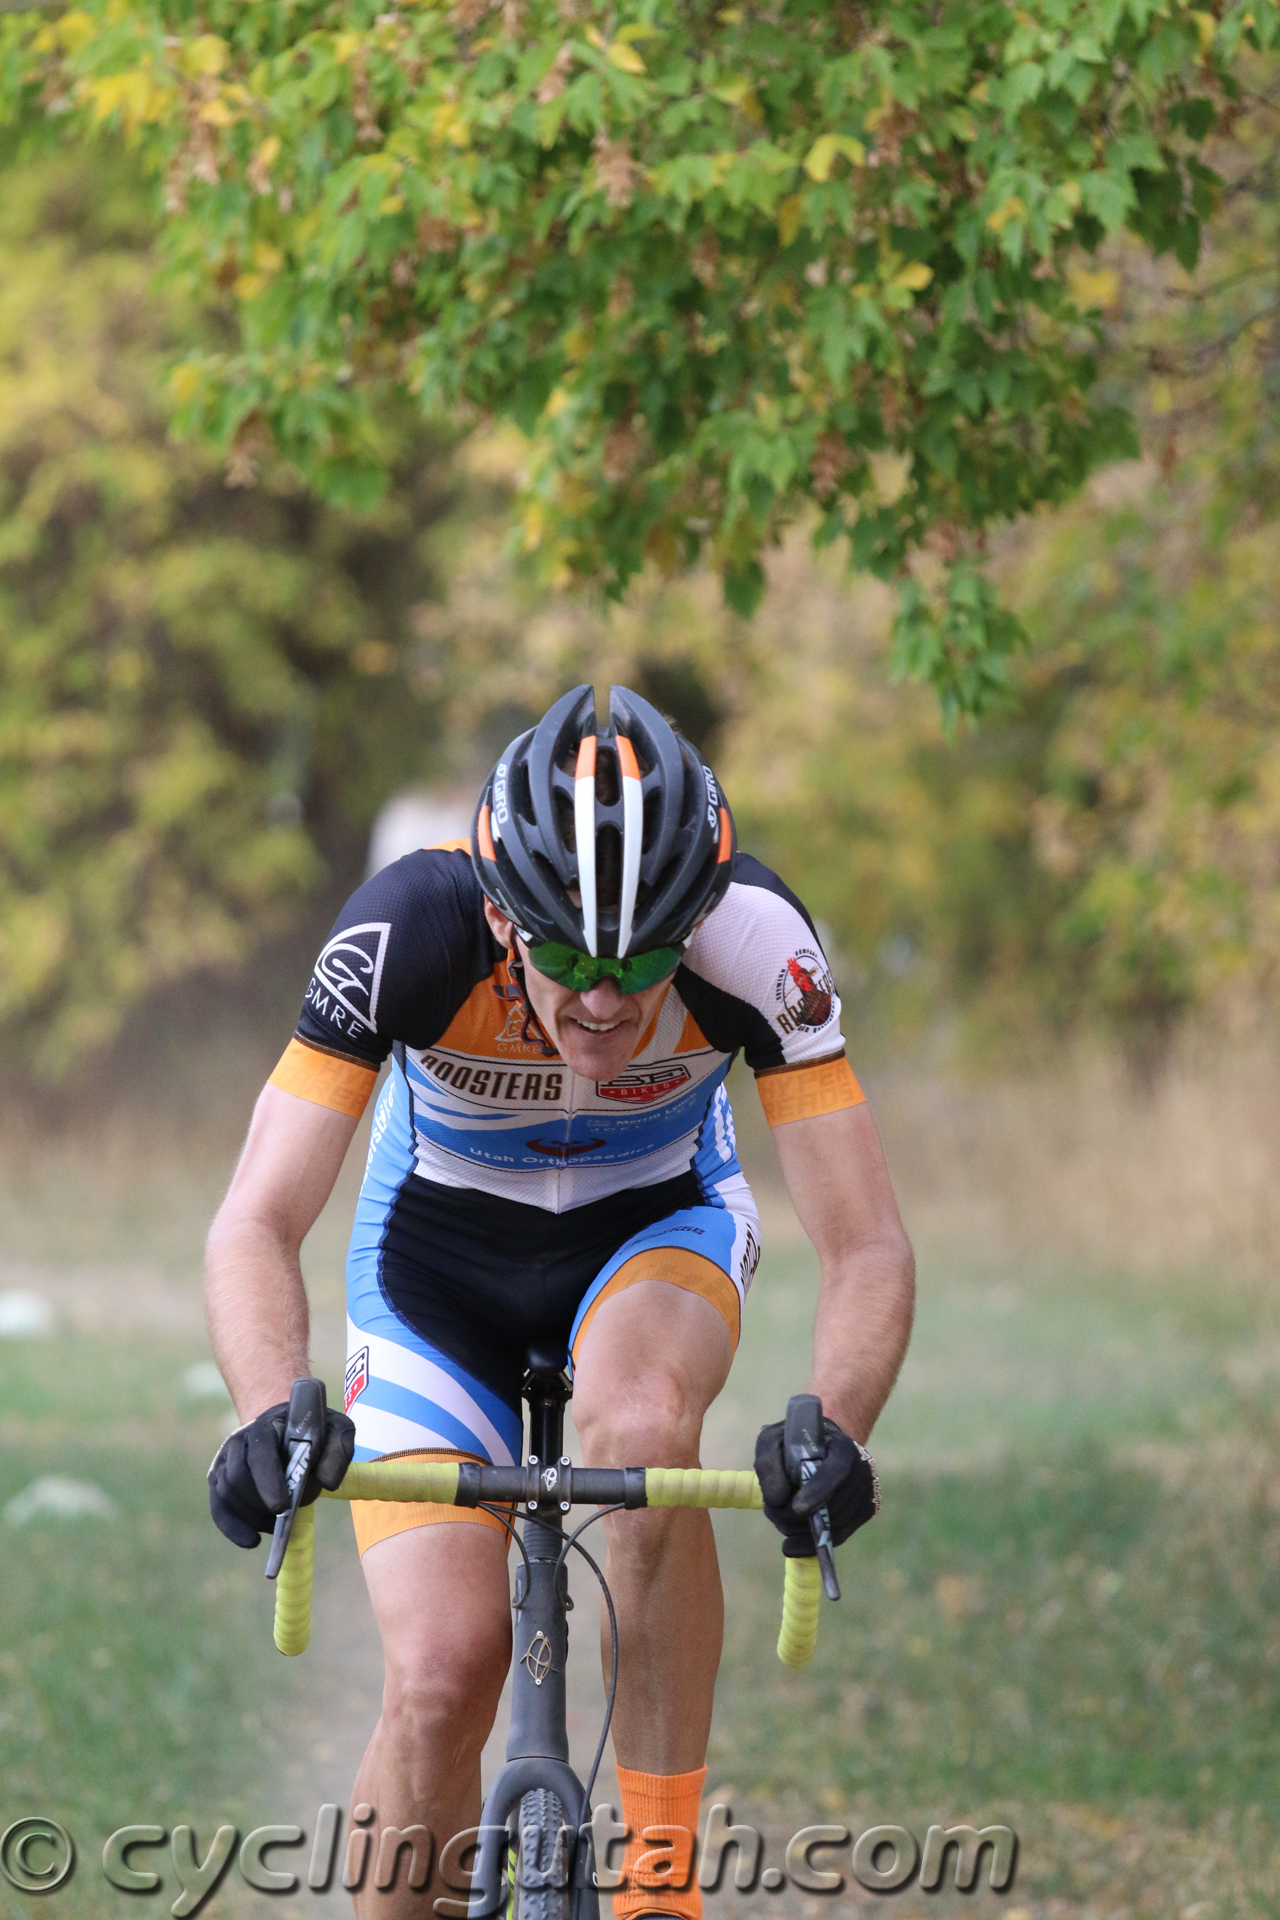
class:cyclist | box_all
[205,683,915,1920]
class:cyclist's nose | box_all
[577,978,628,1020]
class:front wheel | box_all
[514,1788,572,1920]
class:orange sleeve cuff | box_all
[269,1038,377,1119]
[755,1054,865,1128]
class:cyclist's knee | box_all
[382,1599,510,1747]
[575,1364,703,1467]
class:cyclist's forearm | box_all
[205,1212,312,1420]
[203,1082,358,1419]
[771,1100,914,1443]
[809,1233,915,1444]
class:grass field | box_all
[3,1089,1279,1919]
[709,1244,1280,1918]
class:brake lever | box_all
[265,1377,327,1581]
[783,1393,841,1602]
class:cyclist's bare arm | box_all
[771,1099,915,1445]
[205,1084,359,1421]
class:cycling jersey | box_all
[273,845,860,1193]
[269,843,864,1550]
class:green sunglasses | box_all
[524,941,684,994]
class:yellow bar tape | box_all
[321,1459,462,1503]
[276,1464,820,1667]
[273,1502,314,1656]
[776,1556,822,1669]
[643,1468,763,1509]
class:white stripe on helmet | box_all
[574,736,598,957]
[616,735,643,957]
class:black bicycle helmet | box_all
[472,683,737,956]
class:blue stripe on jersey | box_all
[348,1059,415,1281]
[691,1082,742,1206]
[347,1061,524,1462]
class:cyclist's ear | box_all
[482,898,516,948]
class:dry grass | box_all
[866,1032,1280,1282]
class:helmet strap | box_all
[505,950,559,1060]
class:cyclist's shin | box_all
[613,1764,707,1920]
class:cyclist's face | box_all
[482,903,678,1079]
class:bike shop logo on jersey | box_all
[774,949,835,1035]
[597,1063,692,1104]
[305,921,391,1037]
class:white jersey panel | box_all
[682,879,845,1065]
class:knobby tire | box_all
[515,1788,572,1920]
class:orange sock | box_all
[612,1765,707,1920]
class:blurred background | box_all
[2,88,1280,1920]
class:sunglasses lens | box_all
[619,947,683,989]
[526,943,683,992]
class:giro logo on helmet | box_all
[703,764,720,830]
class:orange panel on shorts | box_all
[269,1038,377,1119]
[572,1247,740,1357]
[349,1449,513,1557]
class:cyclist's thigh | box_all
[362,1517,512,1680]
[573,1280,732,1453]
[569,1195,758,1446]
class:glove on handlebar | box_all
[754,1415,880,1558]
[208,1398,356,1549]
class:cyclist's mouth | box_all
[566,1016,627,1034]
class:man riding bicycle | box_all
[205,683,915,1920]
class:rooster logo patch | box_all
[774,950,835,1035]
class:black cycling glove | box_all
[208,1399,356,1549]
[755,1414,880,1558]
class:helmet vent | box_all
[595,743,620,808]
[596,825,623,922]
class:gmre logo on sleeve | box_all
[305,923,392,1037]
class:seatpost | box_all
[528,1365,569,1468]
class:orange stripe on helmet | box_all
[717,807,732,863]
[615,735,640,781]
[575,736,597,779]
[477,804,496,863]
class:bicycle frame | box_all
[269,1369,827,1919]
[466,1356,598,1920]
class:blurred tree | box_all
[722,63,1280,1067]
[5,0,1274,716]
[0,130,450,1076]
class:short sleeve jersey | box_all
[270,845,863,1213]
